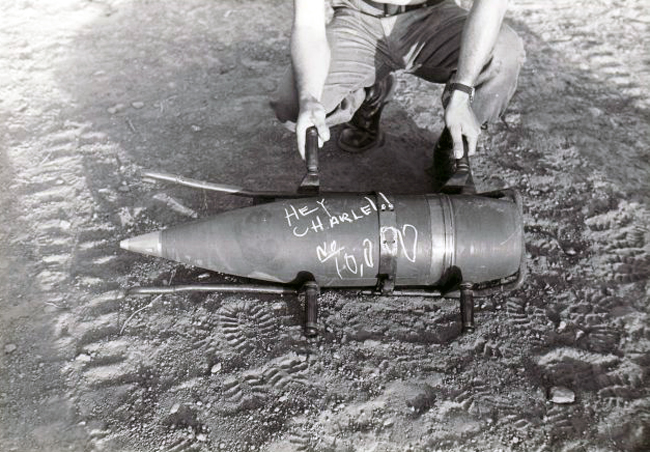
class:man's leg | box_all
[337,72,395,153]
[395,2,525,124]
[391,1,525,187]
[438,27,525,126]
[270,7,392,136]
[441,23,525,189]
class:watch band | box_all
[448,82,475,103]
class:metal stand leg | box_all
[302,281,320,337]
[459,283,475,333]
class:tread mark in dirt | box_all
[163,437,203,452]
[598,385,641,408]
[583,199,649,285]
[262,354,310,390]
[580,322,620,354]
[499,413,535,436]
[503,297,548,346]
[287,432,313,452]
[219,353,310,416]
[218,299,283,354]
[221,372,267,412]
[536,348,645,411]
[543,405,588,441]
[506,297,530,327]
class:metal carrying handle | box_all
[298,126,320,194]
[442,137,476,195]
[305,126,319,176]
[455,153,470,174]
[454,136,473,184]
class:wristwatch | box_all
[448,82,475,103]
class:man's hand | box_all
[444,91,481,159]
[443,0,507,158]
[296,95,330,159]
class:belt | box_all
[362,0,445,17]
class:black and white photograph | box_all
[0,0,648,451]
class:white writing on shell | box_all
[284,196,377,238]
[317,238,374,279]
[316,225,417,280]
[381,224,418,263]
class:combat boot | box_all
[338,74,395,153]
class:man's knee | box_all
[269,80,367,129]
[472,25,525,124]
[493,25,526,82]
[269,97,298,125]
[270,66,299,124]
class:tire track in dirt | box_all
[13,122,155,450]
[510,0,650,196]
[493,2,650,448]
[431,1,650,450]
[0,118,124,448]
[0,61,207,448]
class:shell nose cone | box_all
[120,231,163,257]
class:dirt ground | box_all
[1,0,649,451]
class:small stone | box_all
[588,107,604,117]
[4,344,17,354]
[564,247,577,256]
[190,124,202,132]
[548,386,575,404]
[107,103,126,114]
[211,363,222,374]
[131,101,145,109]
[75,353,92,362]
[405,384,436,414]
[197,433,207,442]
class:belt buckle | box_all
[383,4,405,16]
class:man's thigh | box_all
[390,1,524,123]
[392,1,468,83]
[321,8,393,113]
[271,7,390,124]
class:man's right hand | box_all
[296,95,330,159]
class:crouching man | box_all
[271,0,525,189]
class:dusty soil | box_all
[1,0,649,451]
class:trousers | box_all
[271,0,525,128]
